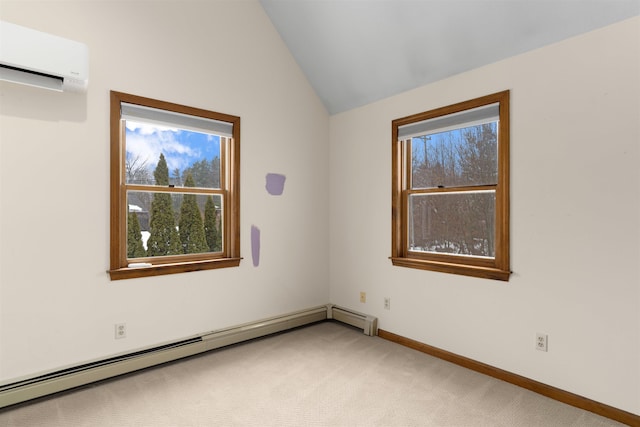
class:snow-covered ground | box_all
[141,231,150,250]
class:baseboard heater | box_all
[0,304,376,409]
[328,305,378,336]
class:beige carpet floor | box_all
[0,321,626,427]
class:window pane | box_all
[411,123,497,189]
[127,191,223,258]
[125,120,221,189]
[408,191,495,257]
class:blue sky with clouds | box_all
[125,120,220,175]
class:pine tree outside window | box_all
[391,91,510,281]
[109,91,240,280]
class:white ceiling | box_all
[260,0,640,114]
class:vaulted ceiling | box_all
[260,0,640,114]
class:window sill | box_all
[109,257,241,280]
[390,257,510,281]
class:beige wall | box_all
[329,17,640,414]
[0,1,329,381]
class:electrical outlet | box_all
[115,323,127,339]
[384,297,391,310]
[536,333,548,352]
[360,292,366,303]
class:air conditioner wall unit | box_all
[0,20,88,92]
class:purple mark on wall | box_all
[265,173,286,195]
[251,225,260,267]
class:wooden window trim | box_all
[109,91,241,280]
[391,90,510,281]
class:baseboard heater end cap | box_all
[365,315,378,336]
[329,305,378,336]
[326,303,334,319]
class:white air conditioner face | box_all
[0,20,89,92]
